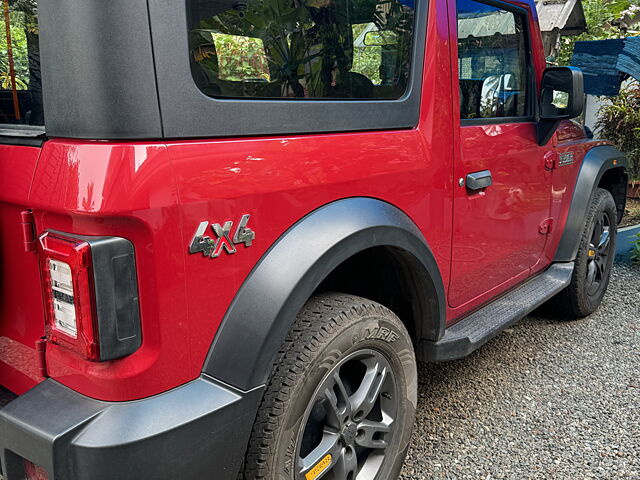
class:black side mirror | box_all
[536,66,584,145]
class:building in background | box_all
[536,0,586,59]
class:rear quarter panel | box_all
[27,140,191,400]
[0,145,44,394]
[9,0,456,401]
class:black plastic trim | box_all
[203,197,446,391]
[460,116,535,126]
[536,67,585,145]
[553,145,628,262]
[466,170,493,191]
[146,0,428,138]
[51,232,142,361]
[535,119,560,146]
[0,134,45,147]
[0,378,262,480]
[37,0,163,139]
[420,262,574,361]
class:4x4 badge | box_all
[189,214,255,258]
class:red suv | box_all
[0,0,628,478]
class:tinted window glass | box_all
[1,0,42,128]
[456,0,529,119]
[188,0,415,100]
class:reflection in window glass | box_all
[0,0,42,127]
[188,0,415,100]
[209,33,271,82]
[352,23,382,85]
[456,0,528,119]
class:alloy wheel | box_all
[586,211,611,296]
[296,349,398,480]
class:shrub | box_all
[595,79,640,182]
[632,233,640,263]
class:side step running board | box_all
[420,262,574,362]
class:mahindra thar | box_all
[0,0,628,478]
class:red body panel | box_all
[445,0,557,312]
[0,0,603,400]
[0,145,45,394]
[540,123,608,268]
[449,122,552,307]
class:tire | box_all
[554,188,617,317]
[242,293,417,480]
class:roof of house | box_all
[535,0,586,35]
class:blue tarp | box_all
[618,36,640,81]
[571,37,640,96]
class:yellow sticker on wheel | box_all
[305,454,332,480]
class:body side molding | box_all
[202,198,446,391]
[554,145,628,262]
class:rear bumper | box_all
[0,377,262,480]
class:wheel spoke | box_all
[586,260,597,286]
[591,218,603,245]
[598,259,606,276]
[598,230,610,253]
[350,362,387,420]
[332,445,358,479]
[355,419,391,449]
[299,432,341,479]
[324,372,351,426]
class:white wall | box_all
[584,78,635,136]
[584,95,610,135]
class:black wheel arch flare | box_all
[202,197,446,392]
[554,145,628,262]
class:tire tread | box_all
[553,188,617,317]
[242,293,408,479]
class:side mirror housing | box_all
[536,66,584,145]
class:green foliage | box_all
[556,0,635,65]
[351,23,382,84]
[208,33,271,81]
[631,232,640,263]
[0,10,31,90]
[595,80,640,181]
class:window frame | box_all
[147,0,428,138]
[456,0,536,127]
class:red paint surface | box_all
[0,145,45,394]
[0,0,602,400]
[449,122,552,308]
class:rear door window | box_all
[188,0,416,100]
[1,0,42,129]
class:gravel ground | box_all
[401,261,640,480]
[1,262,638,480]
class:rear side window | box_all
[1,0,42,129]
[456,0,529,119]
[187,0,416,100]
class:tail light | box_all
[23,459,49,480]
[38,231,141,362]
[39,232,99,360]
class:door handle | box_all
[465,170,493,191]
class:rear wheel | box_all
[243,293,417,480]
[554,188,617,317]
